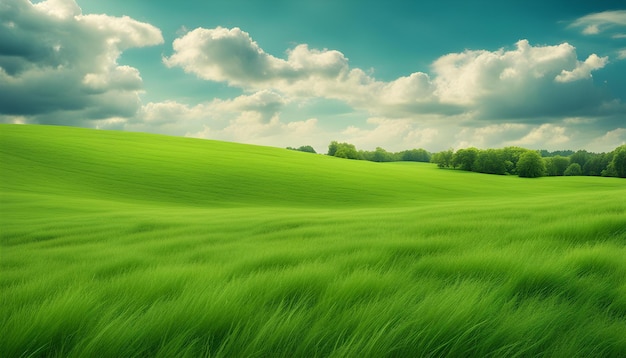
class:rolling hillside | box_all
[2,124,623,207]
[1,124,625,357]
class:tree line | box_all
[287,141,432,163]
[287,141,625,178]
[431,145,626,178]
[326,141,431,162]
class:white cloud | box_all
[139,101,206,125]
[215,90,286,122]
[378,72,436,105]
[187,117,319,148]
[133,90,285,129]
[162,27,448,115]
[571,10,626,35]
[600,128,626,145]
[82,65,143,93]
[585,128,626,152]
[2,12,624,154]
[582,25,600,35]
[165,31,613,122]
[0,0,163,123]
[454,123,527,149]
[163,27,466,119]
[334,116,447,152]
[163,27,349,88]
[433,40,595,99]
[152,28,625,152]
[124,91,330,150]
[32,0,80,19]
[555,54,608,82]
[163,27,289,85]
[432,40,614,120]
[287,44,349,78]
[187,115,322,150]
[508,124,569,147]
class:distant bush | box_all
[564,163,582,176]
[328,141,359,159]
[287,145,316,154]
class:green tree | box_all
[601,151,616,177]
[327,141,339,156]
[582,154,608,176]
[358,150,374,161]
[431,149,454,168]
[544,155,569,176]
[372,147,393,162]
[564,163,582,176]
[569,150,590,168]
[517,151,545,178]
[400,149,431,162]
[452,147,478,171]
[474,149,506,175]
[540,149,574,157]
[334,143,359,159]
[328,141,359,159]
[501,147,528,174]
[610,145,626,178]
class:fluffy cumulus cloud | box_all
[0,0,163,124]
[431,40,612,119]
[2,7,625,153]
[163,27,349,88]
[554,54,608,82]
[160,27,626,151]
[165,29,616,125]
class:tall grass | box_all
[1,125,625,357]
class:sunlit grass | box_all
[1,125,625,356]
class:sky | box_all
[1,0,626,153]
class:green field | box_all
[1,124,625,357]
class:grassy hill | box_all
[1,124,625,357]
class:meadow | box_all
[1,124,625,357]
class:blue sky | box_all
[2,0,626,152]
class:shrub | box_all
[564,163,582,176]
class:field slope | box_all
[1,124,626,357]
